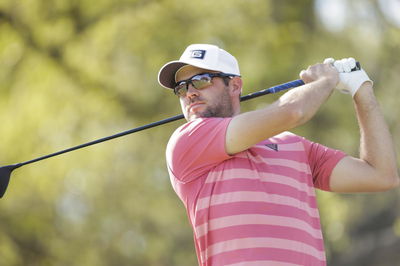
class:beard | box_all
[188,87,234,119]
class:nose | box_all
[185,83,199,99]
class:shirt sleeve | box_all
[301,137,347,191]
[166,117,233,183]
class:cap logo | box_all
[190,50,206,59]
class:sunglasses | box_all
[173,72,238,97]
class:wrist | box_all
[320,75,338,91]
[360,80,373,91]
[353,81,375,103]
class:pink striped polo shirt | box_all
[166,117,346,266]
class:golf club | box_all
[0,63,361,198]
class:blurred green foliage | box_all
[0,0,399,265]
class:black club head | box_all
[0,164,20,198]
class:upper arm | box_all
[329,156,399,192]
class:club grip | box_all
[353,61,361,71]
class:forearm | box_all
[226,77,335,155]
[278,77,336,126]
[353,83,399,187]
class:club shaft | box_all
[240,79,304,102]
[18,114,185,167]
[16,79,305,167]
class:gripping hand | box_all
[324,57,372,97]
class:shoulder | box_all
[166,117,233,183]
[169,117,232,142]
[167,117,232,156]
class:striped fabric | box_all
[166,118,346,266]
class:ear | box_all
[229,77,243,98]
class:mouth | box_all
[188,102,205,112]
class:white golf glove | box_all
[324,57,373,97]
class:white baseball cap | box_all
[158,44,240,90]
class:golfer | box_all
[158,44,399,266]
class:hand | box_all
[299,62,339,88]
[324,57,373,97]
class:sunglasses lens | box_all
[174,83,187,97]
[174,74,214,97]
[192,75,212,90]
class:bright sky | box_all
[315,0,400,31]
[378,0,400,27]
[315,0,347,32]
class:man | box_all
[158,44,399,266]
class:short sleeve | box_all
[301,137,347,191]
[166,117,233,183]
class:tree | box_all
[0,0,399,265]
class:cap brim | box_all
[158,61,187,90]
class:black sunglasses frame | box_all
[173,72,239,96]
